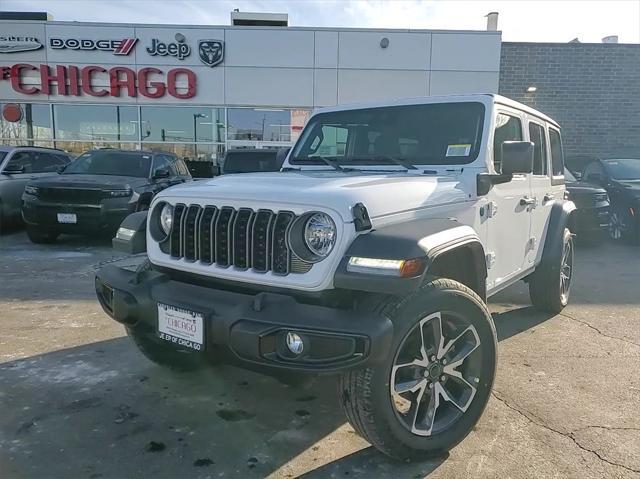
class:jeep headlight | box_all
[304,212,336,257]
[159,203,174,235]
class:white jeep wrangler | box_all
[96,94,575,460]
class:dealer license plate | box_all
[157,303,204,351]
[57,213,77,224]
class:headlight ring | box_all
[288,211,337,263]
[149,201,173,242]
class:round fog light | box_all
[286,332,304,355]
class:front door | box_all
[486,110,533,291]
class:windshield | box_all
[603,159,640,180]
[564,168,577,182]
[63,150,152,178]
[291,102,485,167]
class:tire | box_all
[338,278,497,460]
[26,225,59,244]
[126,326,206,372]
[529,227,573,313]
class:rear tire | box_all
[529,227,573,313]
[338,278,497,460]
[26,225,59,244]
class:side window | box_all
[528,122,548,176]
[583,162,604,182]
[6,151,35,173]
[493,113,522,173]
[176,159,190,176]
[549,128,564,176]
[32,152,69,173]
[152,155,171,175]
[166,157,180,177]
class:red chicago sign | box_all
[0,63,196,99]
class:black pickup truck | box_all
[22,149,191,243]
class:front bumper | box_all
[571,204,610,234]
[22,196,134,233]
[95,265,394,373]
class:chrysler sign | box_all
[0,36,43,53]
[0,63,196,99]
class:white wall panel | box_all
[313,69,337,106]
[225,29,314,68]
[314,31,339,68]
[225,67,313,106]
[338,69,429,104]
[338,32,431,70]
[429,71,499,95]
[431,33,500,72]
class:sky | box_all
[1,0,639,43]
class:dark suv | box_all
[0,146,73,230]
[582,158,640,244]
[22,149,191,243]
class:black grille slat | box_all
[198,206,217,264]
[215,207,235,267]
[39,187,104,204]
[271,211,295,276]
[167,204,305,275]
[251,210,274,273]
[184,205,201,261]
[232,208,253,270]
[170,204,186,258]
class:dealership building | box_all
[0,11,501,170]
[1,11,638,174]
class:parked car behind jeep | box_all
[22,149,191,243]
[220,148,290,174]
[582,158,640,244]
[564,168,609,243]
[0,146,72,230]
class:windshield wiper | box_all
[368,155,418,171]
[293,156,350,172]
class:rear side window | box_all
[528,122,548,175]
[34,152,70,173]
[549,128,564,176]
[493,113,522,173]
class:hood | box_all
[156,171,470,222]
[31,174,147,190]
[565,180,607,193]
[613,179,640,195]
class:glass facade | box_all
[0,102,311,177]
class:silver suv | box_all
[0,146,72,229]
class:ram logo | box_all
[198,40,224,67]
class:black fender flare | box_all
[536,200,576,274]
[333,218,487,296]
[112,211,148,254]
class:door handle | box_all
[520,196,536,206]
[543,193,555,203]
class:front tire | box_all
[338,278,497,460]
[26,225,59,244]
[529,227,573,313]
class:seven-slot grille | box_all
[164,204,311,275]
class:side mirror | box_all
[501,141,534,175]
[152,168,170,180]
[2,165,25,174]
[57,165,67,174]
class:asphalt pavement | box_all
[0,228,638,478]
